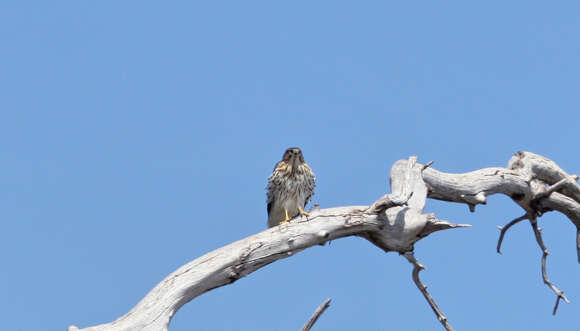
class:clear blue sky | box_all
[2,2,579,331]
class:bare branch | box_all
[69,200,466,331]
[529,219,570,314]
[508,151,580,204]
[534,175,580,201]
[403,252,454,331]
[394,152,580,315]
[69,151,580,331]
[301,298,331,331]
[421,163,580,227]
[496,214,529,254]
[390,157,428,212]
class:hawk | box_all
[266,147,316,228]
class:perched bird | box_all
[266,147,316,228]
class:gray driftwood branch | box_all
[68,151,580,331]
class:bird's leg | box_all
[280,208,292,224]
[298,207,310,217]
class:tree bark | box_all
[68,152,580,331]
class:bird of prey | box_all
[266,147,316,228]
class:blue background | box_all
[1,2,579,330]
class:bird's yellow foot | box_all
[279,208,292,225]
[298,207,310,217]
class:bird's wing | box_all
[303,166,316,207]
[266,180,275,216]
[266,162,282,216]
[267,201,273,216]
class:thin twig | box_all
[403,252,454,331]
[529,219,570,315]
[301,298,332,331]
[422,161,434,171]
[496,214,529,254]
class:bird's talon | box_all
[282,209,292,223]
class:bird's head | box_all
[282,147,305,166]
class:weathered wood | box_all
[69,152,580,331]
[300,298,331,331]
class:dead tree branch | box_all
[404,252,454,331]
[497,214,529,254]
[300,298,331,331]
[68,151,580,331]
[529,218,570,314]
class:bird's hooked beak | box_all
[289,148,302,166]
